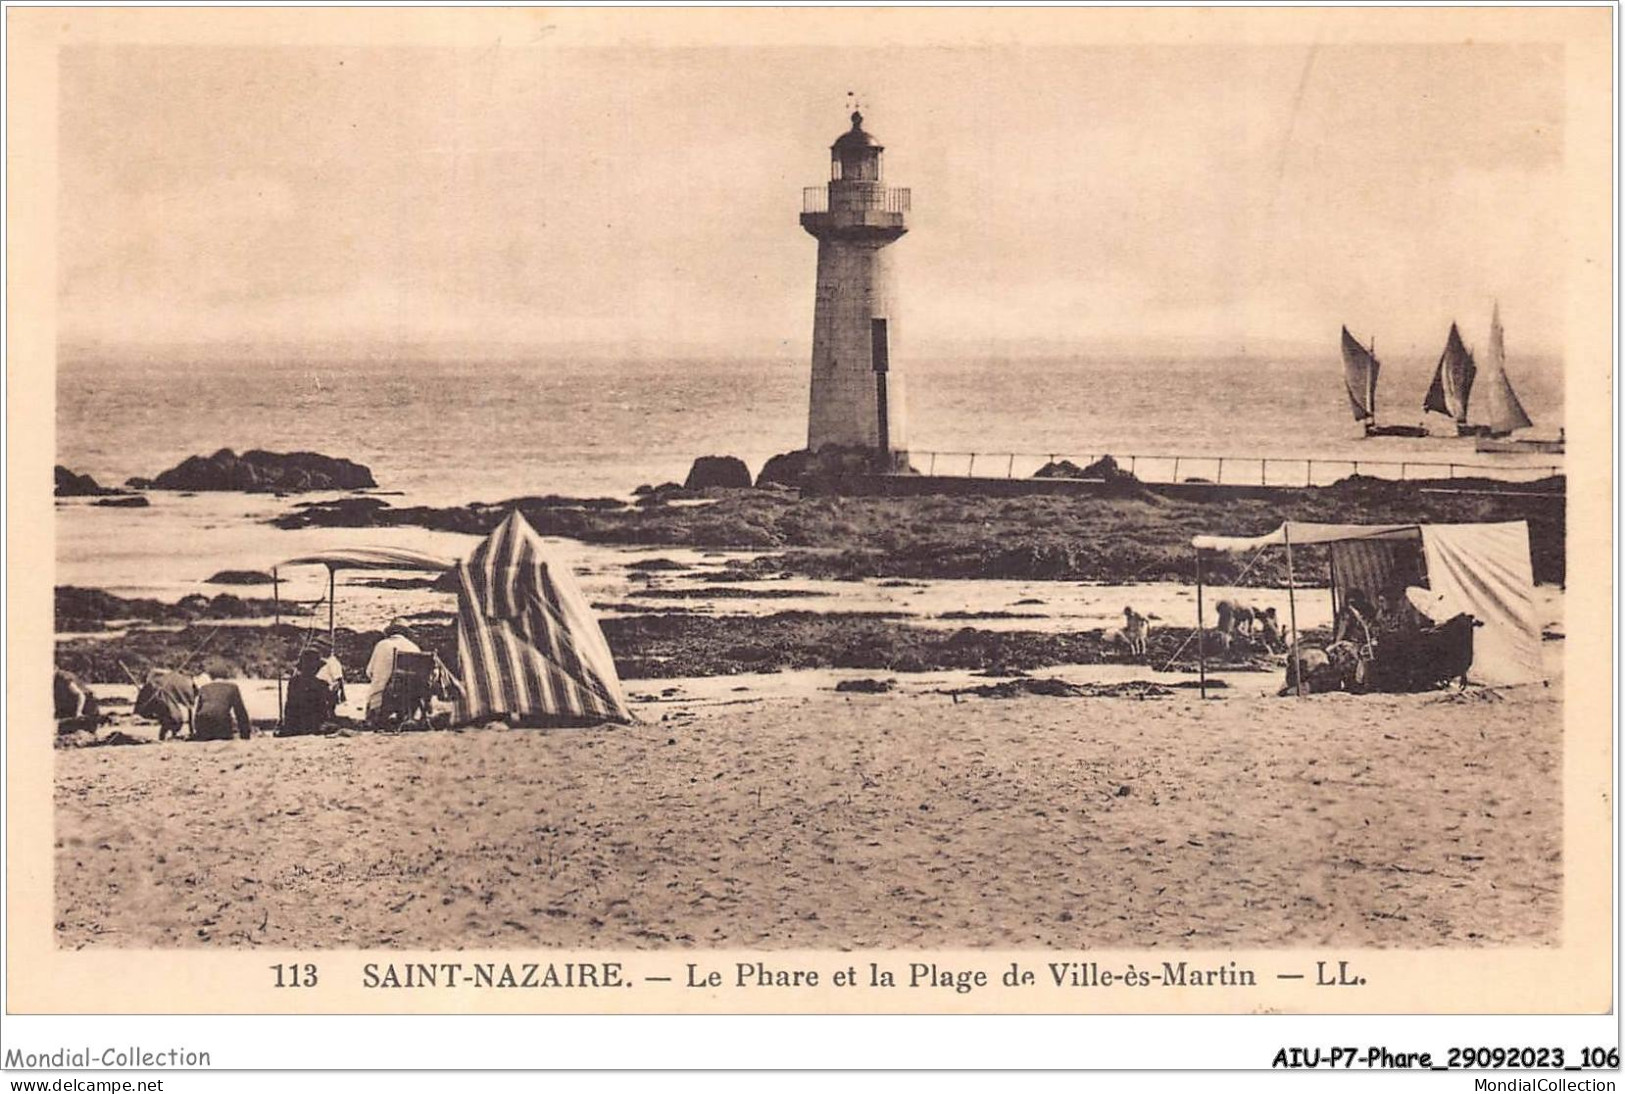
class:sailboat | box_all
[1341,327,1427,437]
[1473,303,1562,453]
[1422,322,1485,436]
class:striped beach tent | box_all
[452,510,633,726]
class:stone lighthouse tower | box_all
[800,110,910,467]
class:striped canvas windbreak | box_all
[452,511,632,725]
[1328,537,1426,614]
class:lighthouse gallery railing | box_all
[802,186,911,214]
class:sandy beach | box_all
[55,682,1561,951]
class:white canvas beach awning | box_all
[1189,520,1544,686]
[1191,522,1421,552]
[274,547,455,573]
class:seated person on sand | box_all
[280,648,340,736]
[53,669,101,734]
[133,667,198,740]
[1288,590,1376,694]
[1281,640,1365,695]
[1373,587,1421,642]
[1254,608,1284,652]
[313,638,346,709]
[193,674,253,741]
[1364,586,1430,688]
[1332,590,1376,651]
[365,618,421,727]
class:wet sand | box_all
[55,685,1561,950]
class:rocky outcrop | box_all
[55,466,118,497]
[205,570,277,586]
[1032,459,1089,480]
[756,446,910,490]
[1032,455,1138,483]
[684,456,752,490]
[635,483,695,508]
[1081,455,1138,483]
[755,450,815,488]
[148,448,376,492]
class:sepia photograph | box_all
[5,6,1614,1033]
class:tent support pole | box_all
[1284,526,1304,697]
[1328,545,1340,620]
[328,567,336,647]
[274,567,284,726]
[1194,548,1207,700]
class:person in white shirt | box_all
[365,618,421,725]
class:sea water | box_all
[57,350,1565,506]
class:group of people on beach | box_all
[1115,598,1284,664]
[1212,599,1284,655]
[1111,578,1466,697]
[55,667,239,740]
[55,616,446,741]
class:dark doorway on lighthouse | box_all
[871,318,891,456]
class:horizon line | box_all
[57,335,1564,363]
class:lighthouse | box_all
[800,110,910,467]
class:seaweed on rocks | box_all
[949,677,1176,700]
[56,621,457,684]
[55,586,310,632]
[264,476,1566,586]
[56,602,1280,685]
[626,557,690,572]
[835,677,896,693]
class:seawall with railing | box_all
[903,449,1563,488]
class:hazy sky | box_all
[59,42,1564,357]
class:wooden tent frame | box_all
[270,548,454,725]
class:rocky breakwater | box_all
[130,448,377,493]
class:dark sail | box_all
[1424,322,1476,424]
[1339,326,1380,422]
